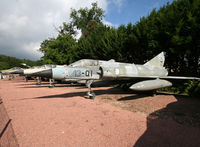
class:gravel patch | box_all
[0,77,200,147]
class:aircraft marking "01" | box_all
[74,70,92,77]
[85,70,92,77]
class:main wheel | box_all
[89,92,96,99]
[49,85,55,88]
[87,92,96,99]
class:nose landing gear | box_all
[86,80,96,99]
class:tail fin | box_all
[144,52,165,67]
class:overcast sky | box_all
[0,0,173,61]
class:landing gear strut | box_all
[49,78,55,88]
[24,75,28,82]
[36,76,41,85]
[151,90,157,97]
[86,80,96,99]
[8,75,12,80]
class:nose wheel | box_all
[86,80,96,99]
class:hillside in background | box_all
[0,54,42,70]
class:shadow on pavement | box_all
[18,82,50,86]
[134,95,200,147]
[117,91,190,101]
[34,91,86,99]
[33,88,131,99]
[117,94,150,101]
[19,83,84,88]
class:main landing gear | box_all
[86,80,96,99]
[49,78,55,88]
[36,77,41,85]
[24,75,28,82]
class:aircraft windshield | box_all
[69,59,99,67]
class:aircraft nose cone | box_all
[31,69,53,78]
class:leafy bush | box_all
[158,80,200,97]
[184,80,200,97]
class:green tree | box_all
[70,2,105,36]
[39,34,77,65]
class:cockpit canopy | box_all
[69,59,99,67]
[69,59,115,67]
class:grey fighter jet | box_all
[11,65,59,84]
[23,64,67,86]
[0,67,23,80]
[33,52,200,98]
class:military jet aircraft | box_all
[5,63,31,76]
[0,67,23,80]
[10,65,56,84]
[33,52,200,98]
[22,64,67,86]
[30,59,116,86]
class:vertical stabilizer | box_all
[144,52,165,67]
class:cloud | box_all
[103,19,118,28]
[107,0,124,13]
[103,20,113,27]
[111,0,124,8]
[0,0,109,60]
